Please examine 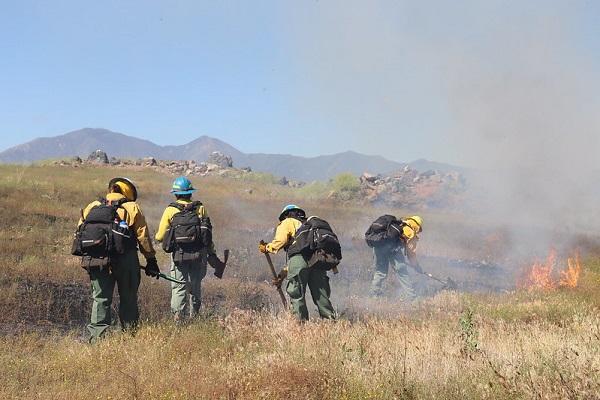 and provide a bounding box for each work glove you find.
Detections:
[271,269,288,287]
[412,262,423,274]
[145,258,160,279]
[258,241,268,254]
